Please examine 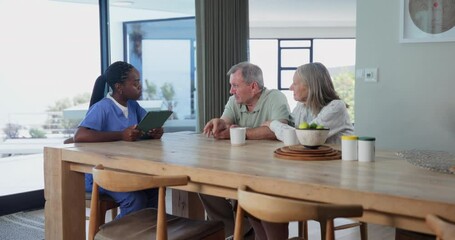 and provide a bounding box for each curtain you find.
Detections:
[196,0,249,132]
